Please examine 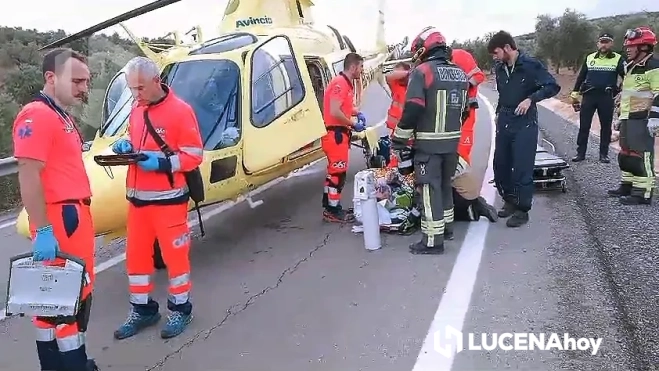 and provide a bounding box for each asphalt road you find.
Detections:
[0,83,656,371]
